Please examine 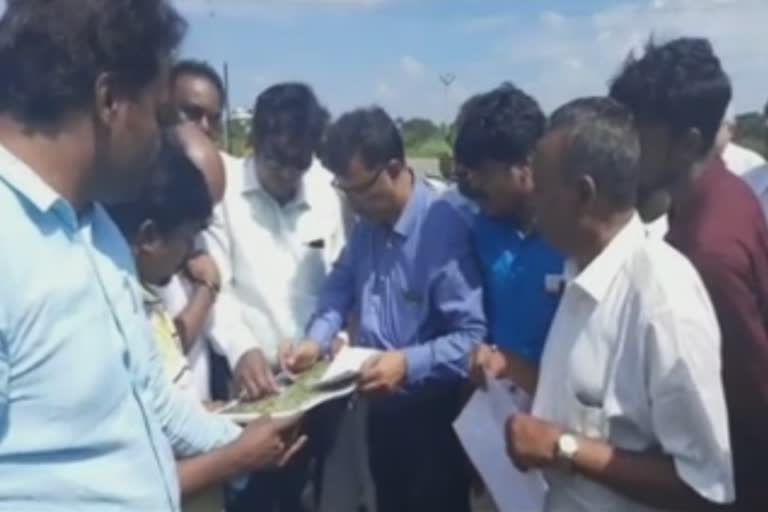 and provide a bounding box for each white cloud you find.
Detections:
[493,0,768,114]
[374,81,396,100]
[369,55,471,122]
[400,55,427,79]
[540,10,567,30]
